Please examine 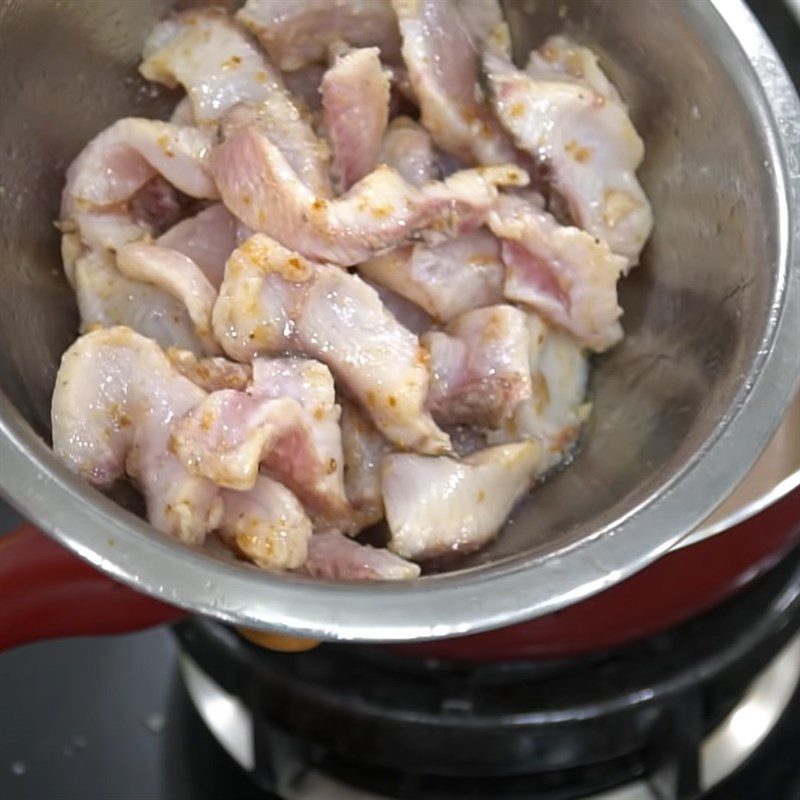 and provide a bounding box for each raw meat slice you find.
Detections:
[218,475,312,570]
[212,125,527,265]
[236,0,401,71]
[171,358,350,525]
[51,327,222,544]
[488,317,591,467]
[489,195,626,352]
[383,442,542,558]
[392,0,518,166]
[142,9,331,196]
[72,248,206,354]
[116,243,221,355]
[322,47,390,191]
[213,234,450,454]
[301,532,420,580]
[423,304,532,428]
[484,43,652,264]
[358,228,504,322]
